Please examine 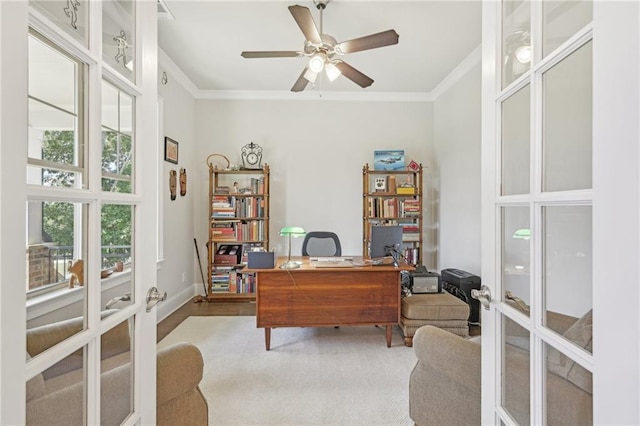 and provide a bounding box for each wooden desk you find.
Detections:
[245,257,412,350]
